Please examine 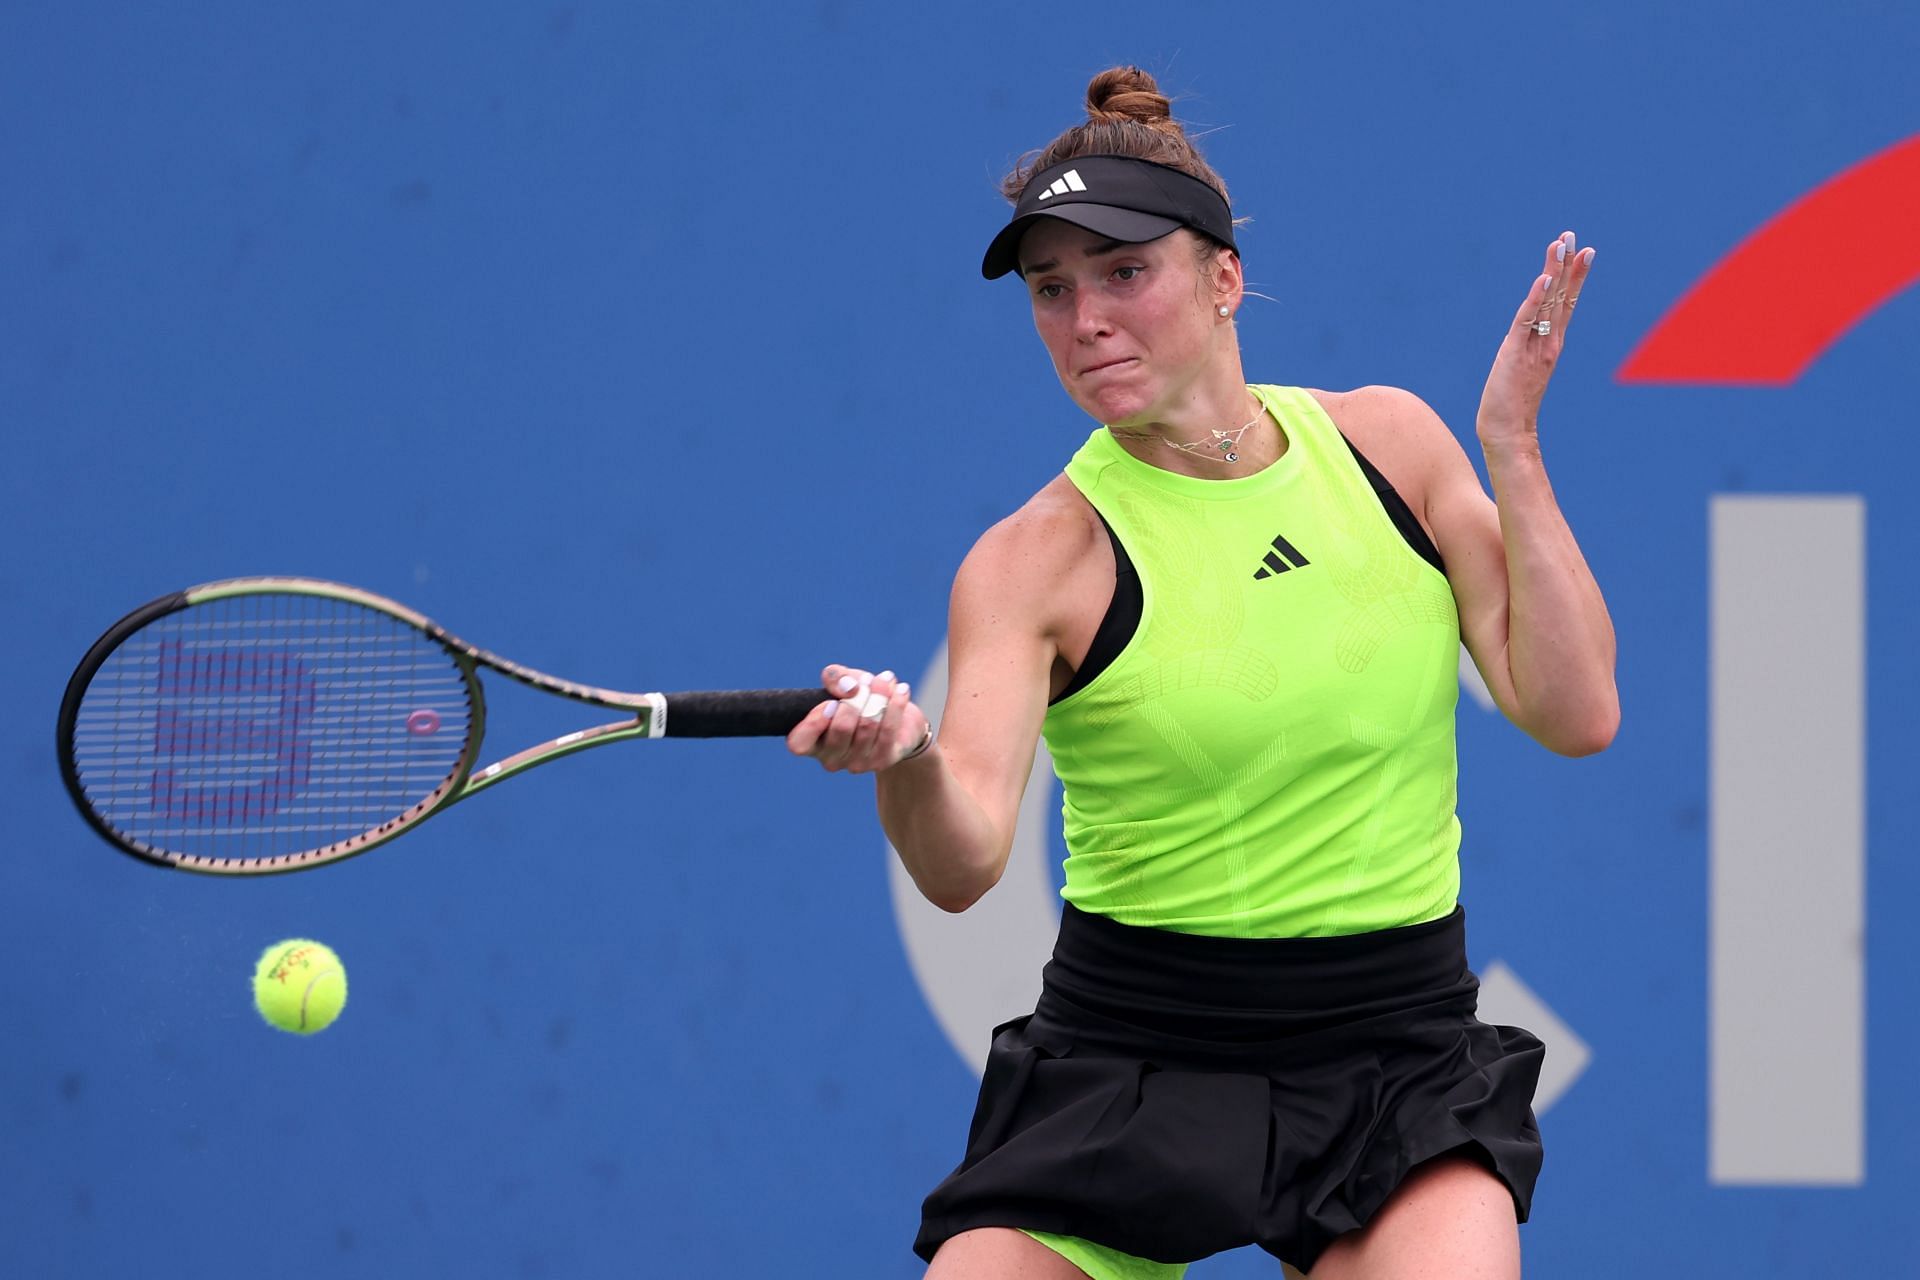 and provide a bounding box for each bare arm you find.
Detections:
[1429,407,1619,756]
[1334,232,1618,756]
[1450,230,1617,754]
[787,495,1094,910]
[874,525,1059,910]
